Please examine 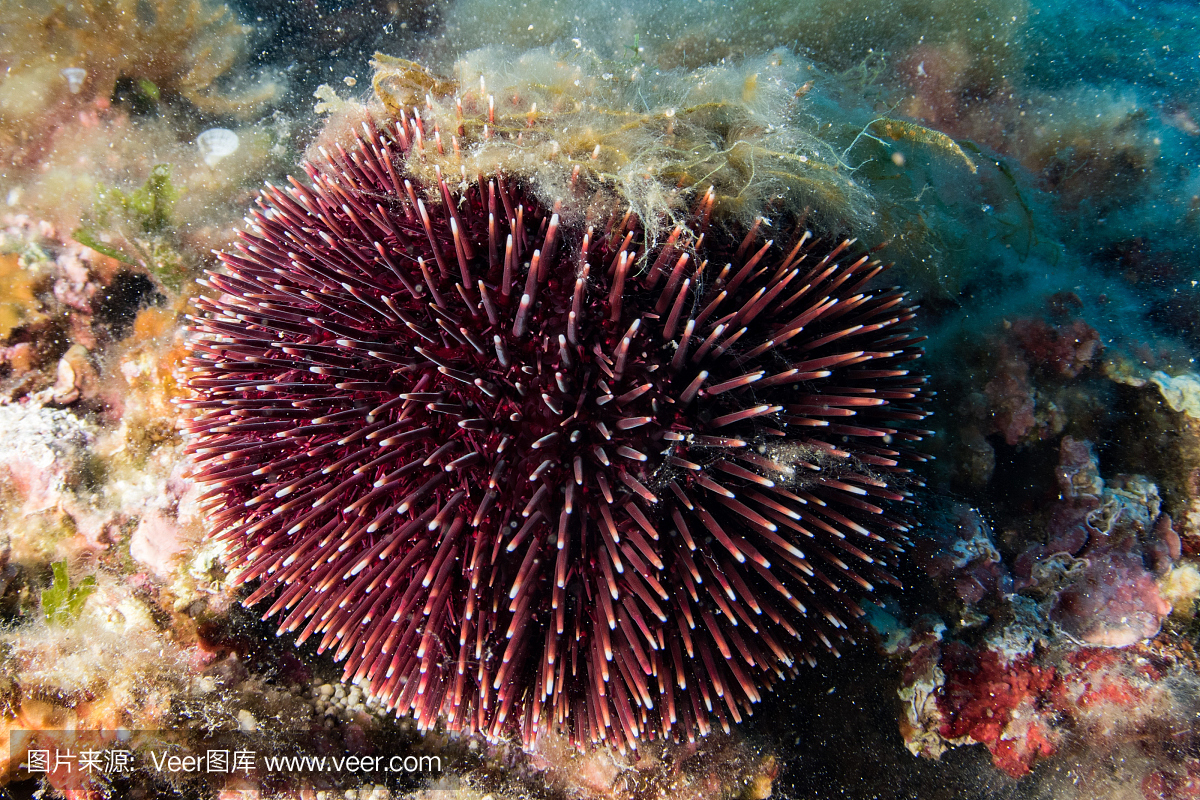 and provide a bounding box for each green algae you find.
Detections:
[40,561,96,626]
[359,44,1069,306]
[73,165,189,291]
[367,48,879,245]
